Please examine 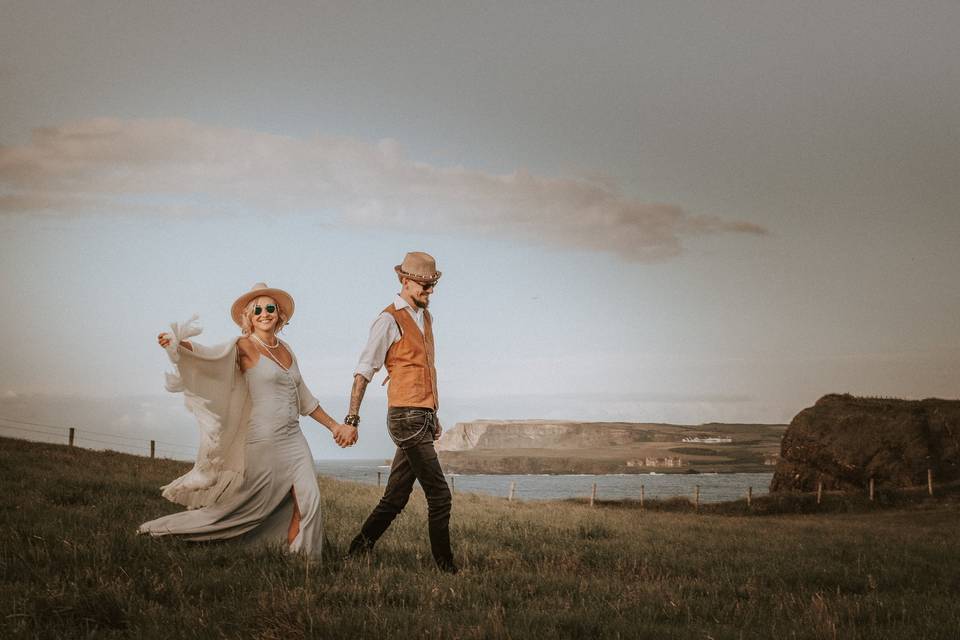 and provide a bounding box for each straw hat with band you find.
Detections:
[394,251,442,285]
[231,283,295,328]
